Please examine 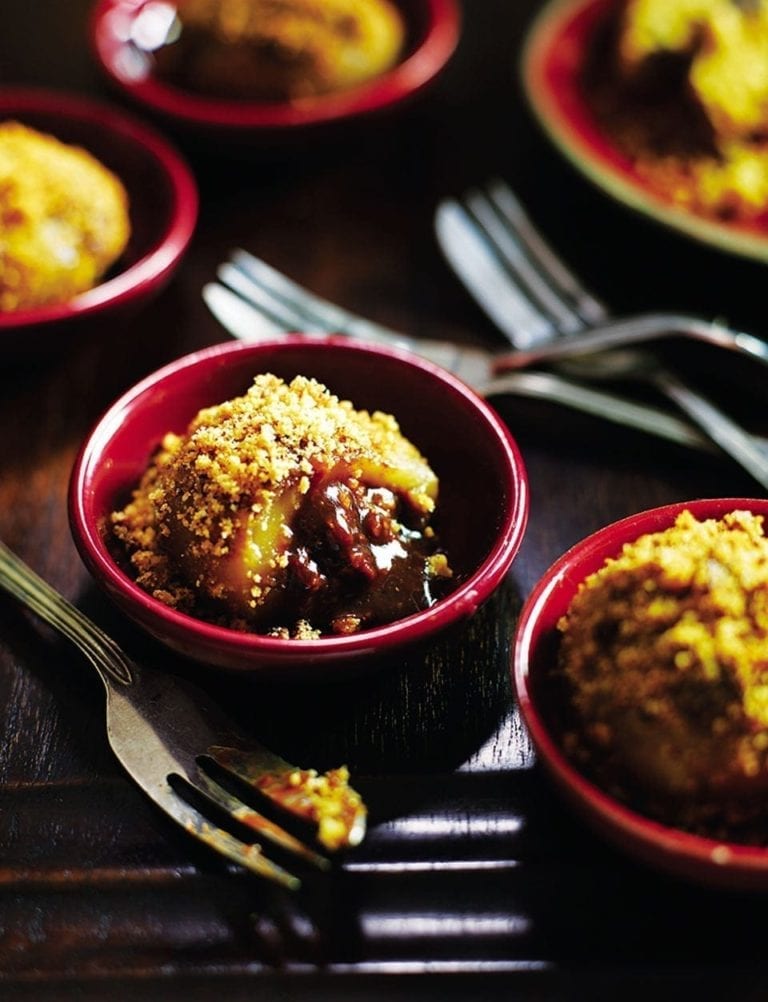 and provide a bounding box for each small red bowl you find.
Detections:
[89,0,461,134]
[513,496,768,889]
[0,87,198,357]
[70,336,528,675]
